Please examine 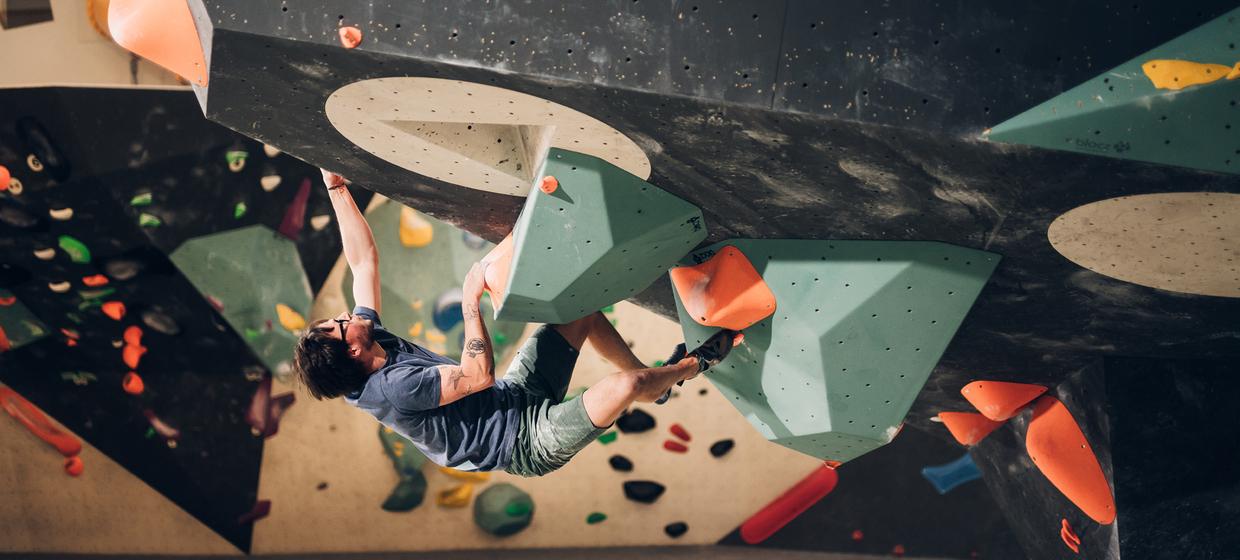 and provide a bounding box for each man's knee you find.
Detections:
[550,313,602,350]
